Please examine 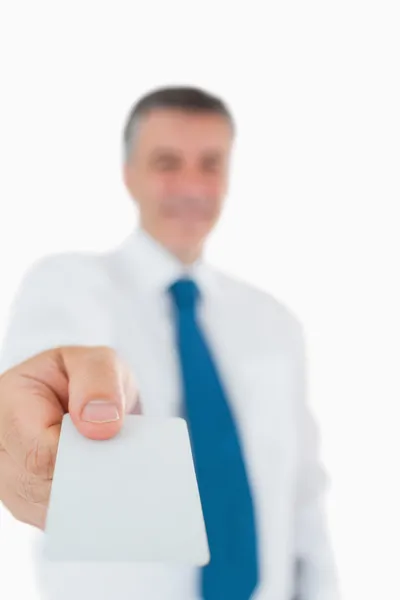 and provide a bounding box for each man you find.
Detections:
[0,86,340,599]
